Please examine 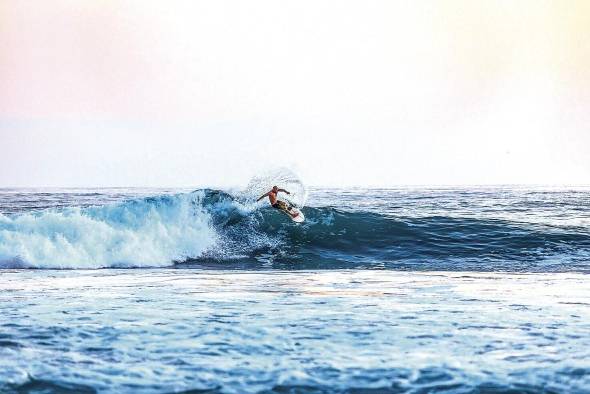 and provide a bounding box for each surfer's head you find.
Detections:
[272,186,278,192]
